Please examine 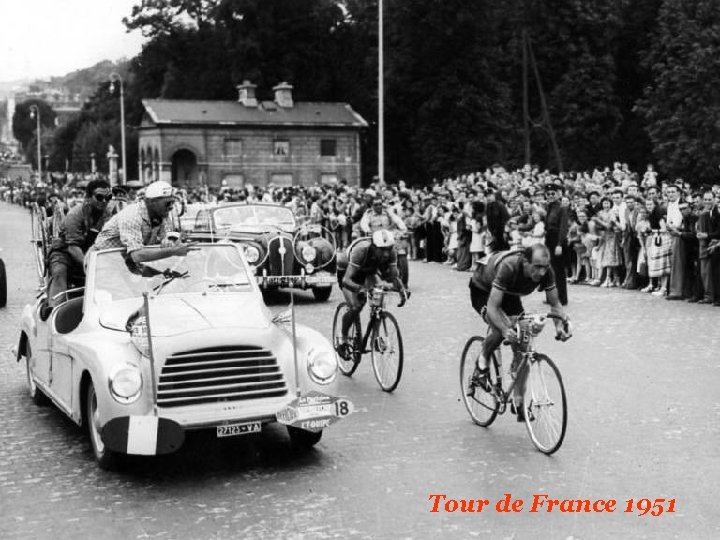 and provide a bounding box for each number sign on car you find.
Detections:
[216,421,262,438]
